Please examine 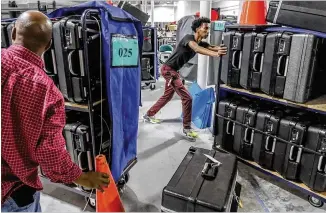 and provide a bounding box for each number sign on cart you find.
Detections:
[111,34,139,67]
